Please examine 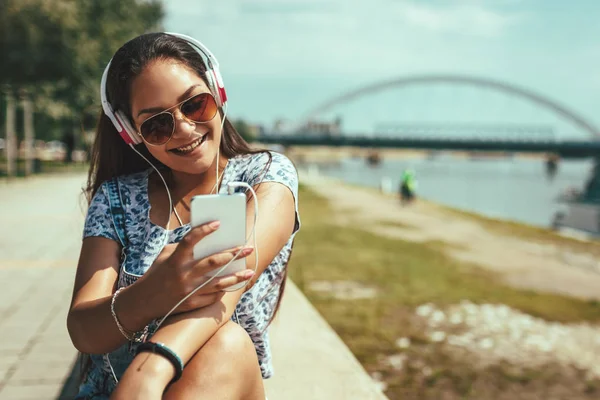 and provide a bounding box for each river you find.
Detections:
[314,155,594,229]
